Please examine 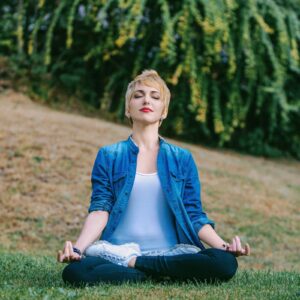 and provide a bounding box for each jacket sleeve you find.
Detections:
[183,151,215,234]
[88,147,114,213]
